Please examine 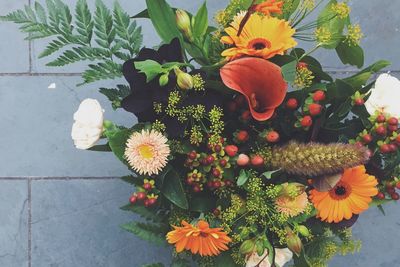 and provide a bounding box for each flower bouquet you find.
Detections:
[3,0,400,266]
